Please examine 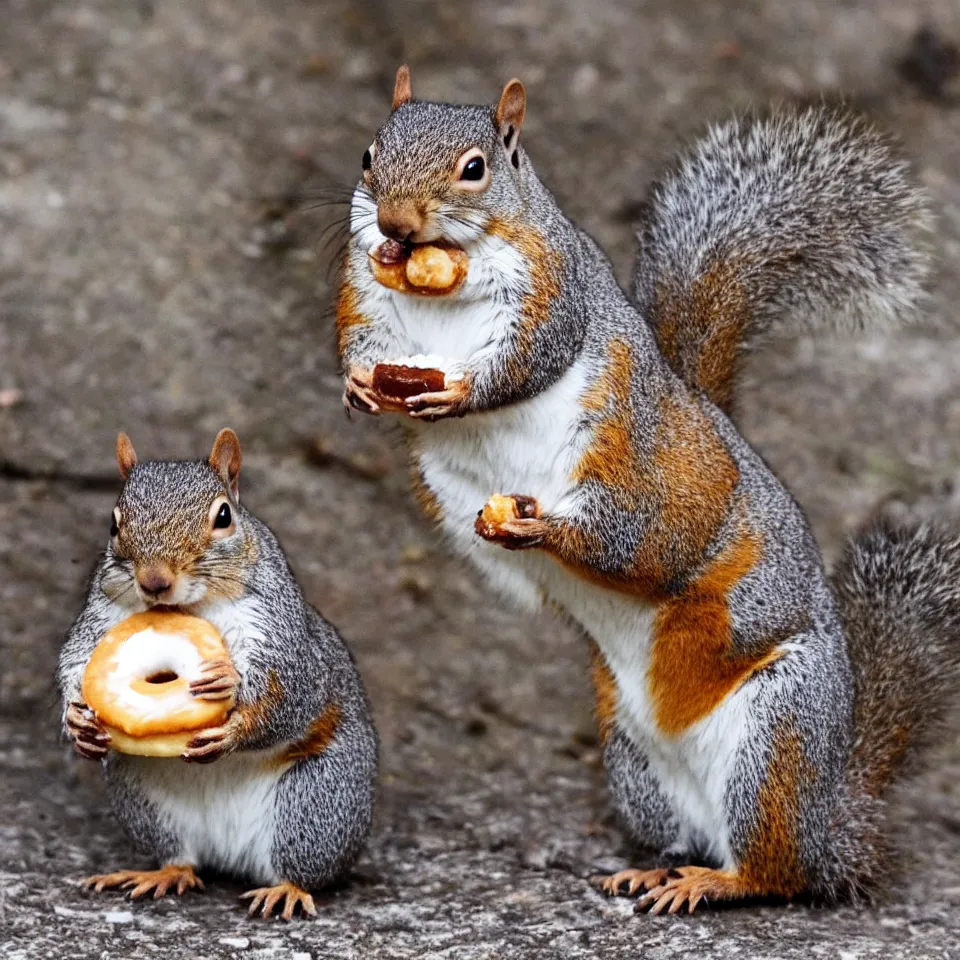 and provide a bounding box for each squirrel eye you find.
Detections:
[362,142,375,173]
[110,510,119,538]
[213,502,232,530]
[460,156,485,181]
